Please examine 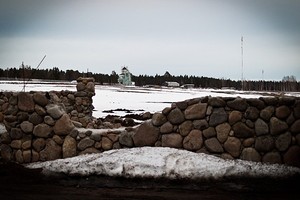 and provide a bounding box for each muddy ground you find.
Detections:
[0,160,299,200]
